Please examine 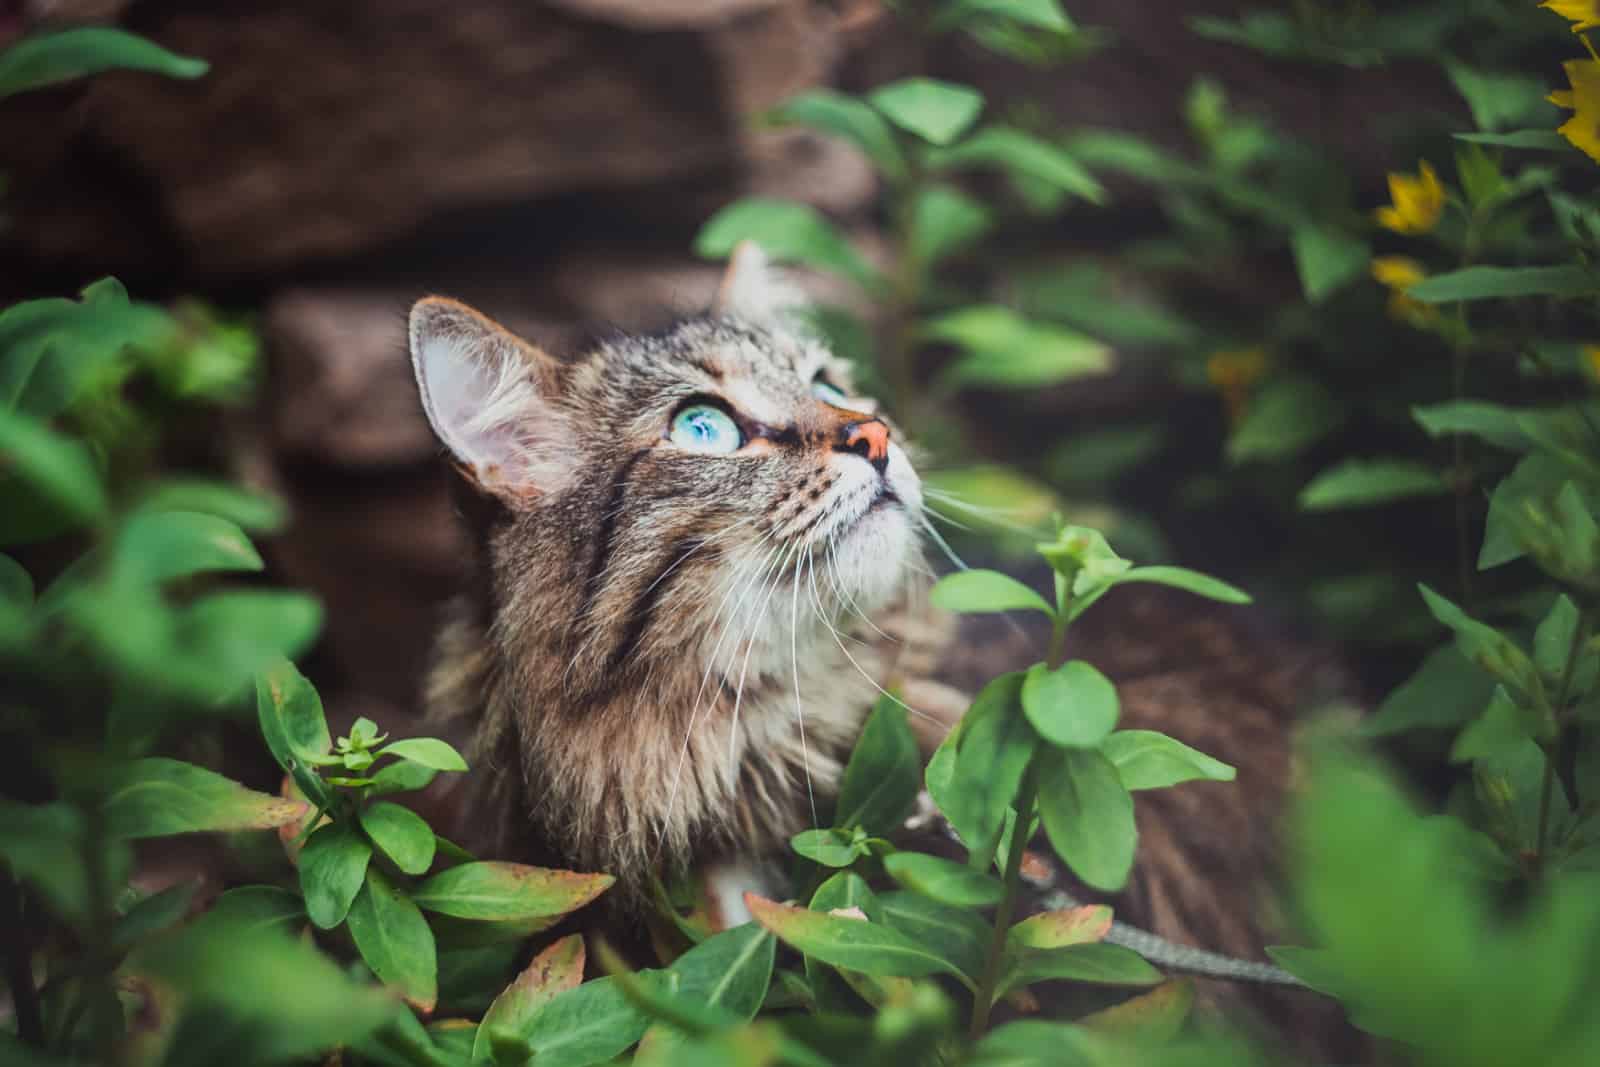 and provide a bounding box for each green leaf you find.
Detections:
[878,891,989,984]
[1022,660,1118,747]
[883,851,1003,907]
[1362,645,1495,737]
[930,569,1052,616]
[413,861,614,921]
[1290,225,1370,303]
[929,126,1104,203]
[638,923,776,1056]
[1225,378,1343,464]
[1107,566,1250,604]
[204,886,307,933]
[765,90,905,180]
[0,278,175,417]
[112,508,262,584]
[746,894,965,981]
[834,696,921,836]
[135,914,395,1066]
[255,658,334,805]
[996,942,1162,999]
[370,759,440,795]
[1037,748,1136,892]
[298,823,373,929]
[0,410,107,527]
[348,868,439,1012]
[935,0,1073,32]
[100,757,308,839]
[1418,584,1544,705]
[1100,730,1235,790]
[1413,401,1533,452]
[946,672,1036,857]
[791,828,866,867]
[924,306,1112,389]
[110,882,195,950]
[906,184,993,269]
[1007,905,1112,949]
[472,934,585,1063]
[811,870,884,922]
[360,801,438,875]
[177,591,323,694]
[1446,64,1554,133]
[695,199,881,289]
[1450,686,1542,763]
[518,976,652,1067]
[141,479,287,532]
[0,553,32,606]
[1454,129,1571,150]
[0,801,130,926]
[1481,453,1563,569]
[380,737,469,772]
[1298,459,1448,511]
[0,28,207,99]
[1408,265,1596,303]
[868,78,983,146]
